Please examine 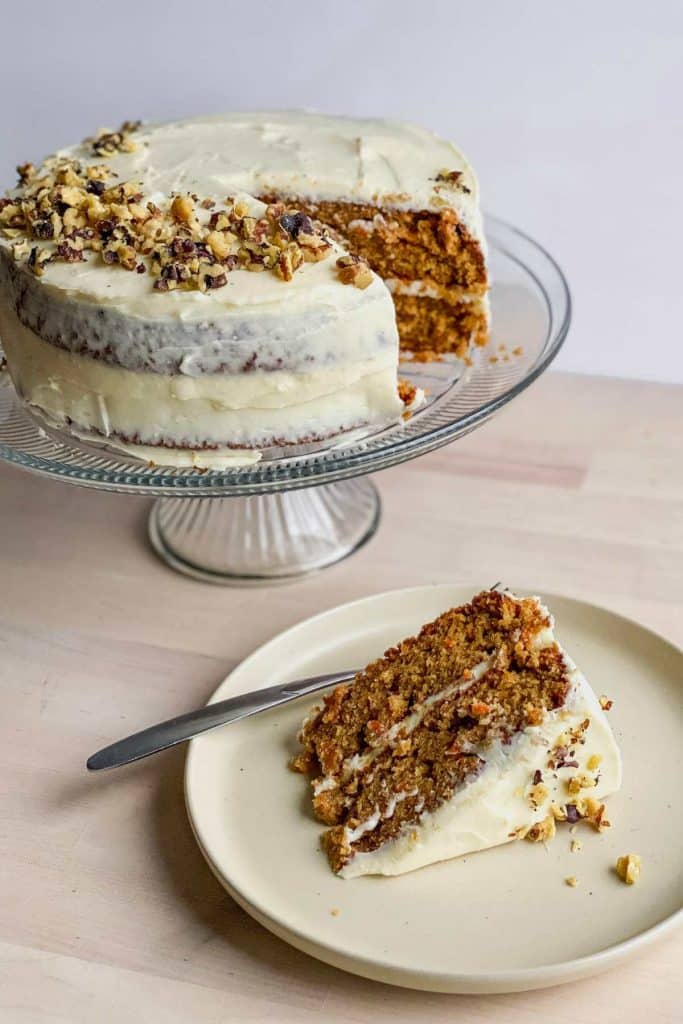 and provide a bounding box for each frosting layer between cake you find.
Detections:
[0,306,401,451]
